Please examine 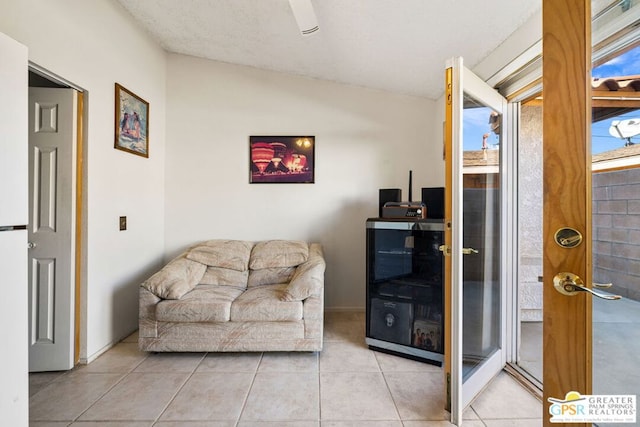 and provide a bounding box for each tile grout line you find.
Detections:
[152,351,208,425]
[28,372,67,400]
[233,351,264,427]
[378,357,404,423]
[469,405,488,426]
[69,347,151,423]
